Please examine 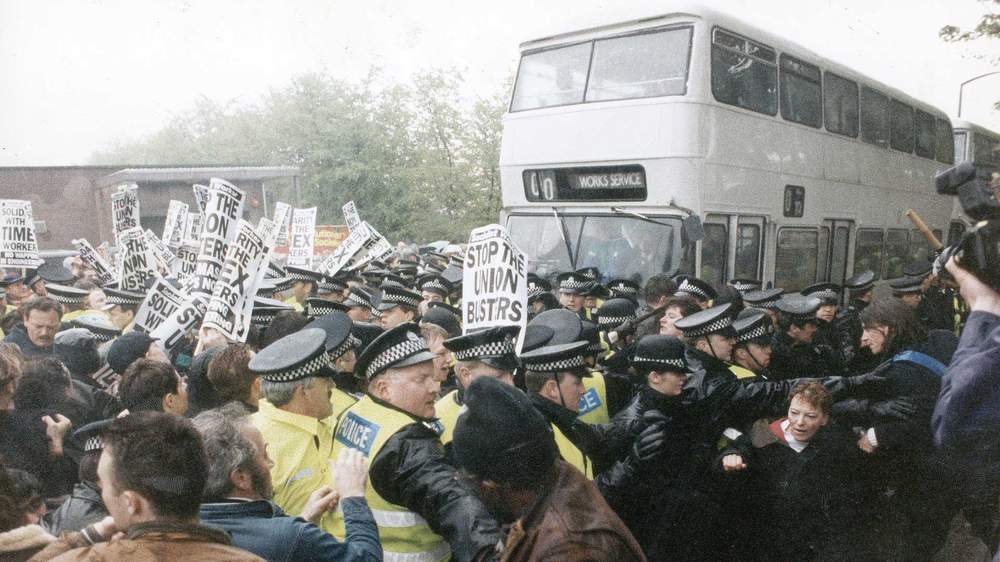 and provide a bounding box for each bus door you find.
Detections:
[700,213,767,290]
[819,219,853,286]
